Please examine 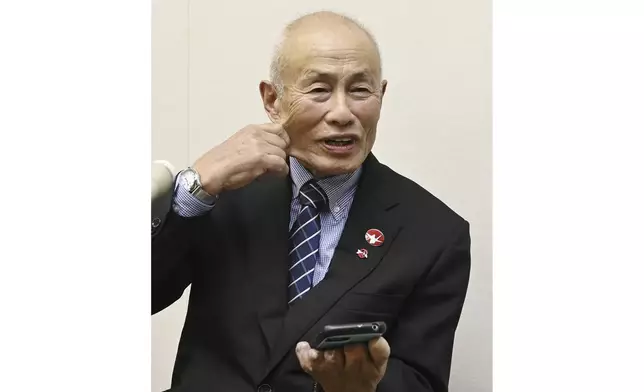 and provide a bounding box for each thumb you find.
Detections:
[279,108,295,132]
[295,341,320,373]
[279,109,307,162]
[278,111,297,156]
